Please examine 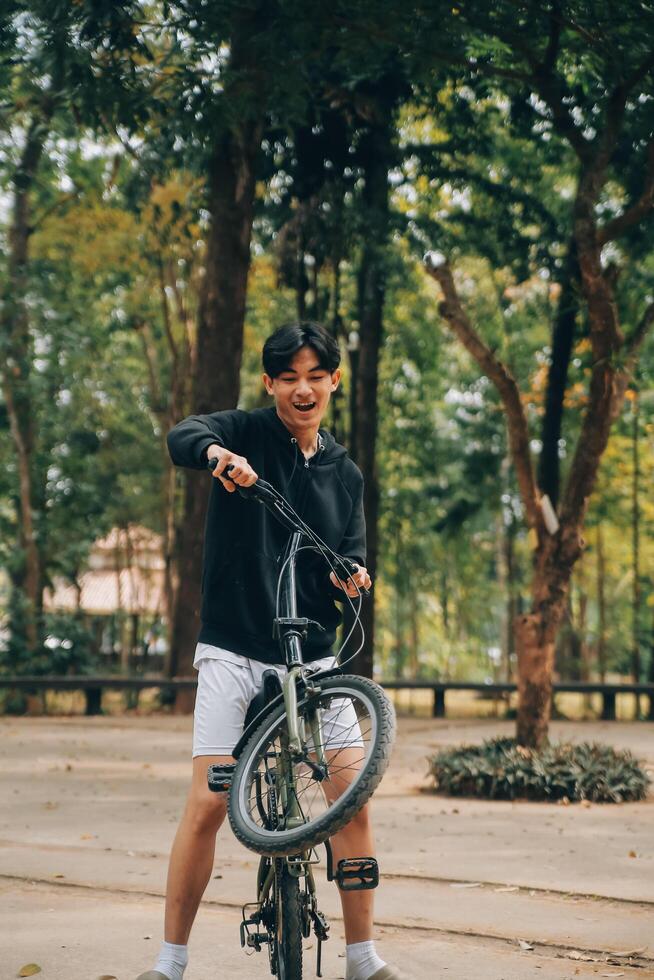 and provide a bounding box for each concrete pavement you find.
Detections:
[1,714,652,979]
